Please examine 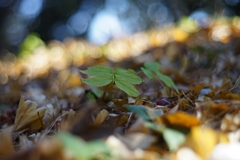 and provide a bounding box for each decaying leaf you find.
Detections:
[13,96,46,132]
[0,126,14,156]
